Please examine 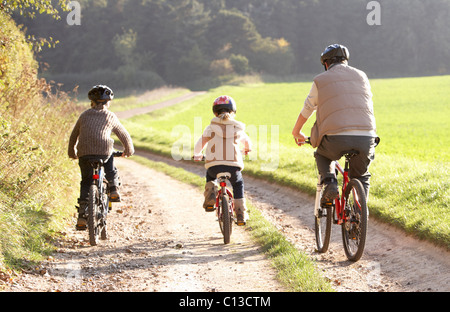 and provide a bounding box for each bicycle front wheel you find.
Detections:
[341,179,368,261]
[219,196,232,244]
[100,181,109,240]
[88,184,100,246]
[315,206,332,253]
